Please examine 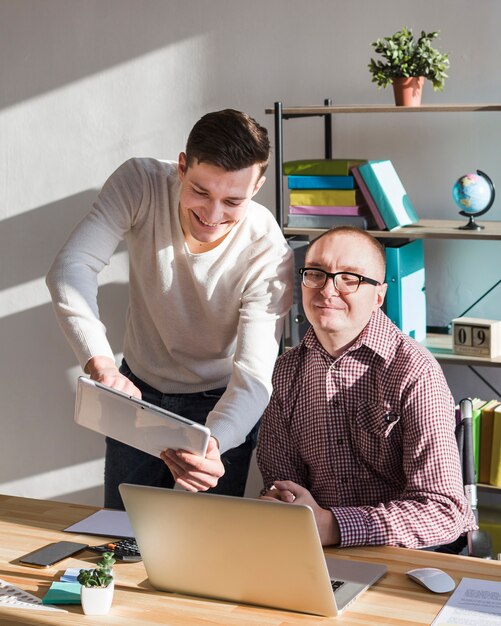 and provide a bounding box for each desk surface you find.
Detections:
[1,494,501,625]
